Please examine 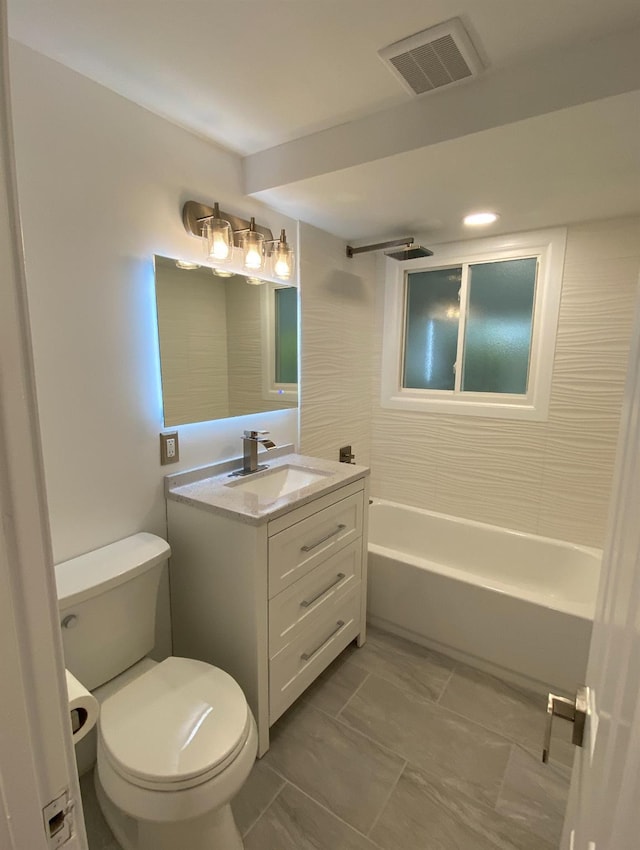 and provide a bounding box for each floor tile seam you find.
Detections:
[333,669,372,717]
[493,743,514,815]
[416,691,531,752]
[240,778,288,839]
[348,665,452,708]
[365,758,408,839]
[349,665,523,749]
[335,672,544,781]
[514,738,570,771]
[435,664,457,705]
[515,736,575,777]
[400,754,503,811]
[330,706,419,766]
[354,632,459,678]
[267,772,386,848]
